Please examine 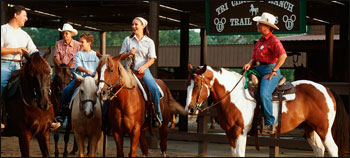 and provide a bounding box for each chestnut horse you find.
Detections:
[185,64,348,157]
[71,74,103,157]
[97,54,186,157]
[3,52,54,157]
[50,59,78,157]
